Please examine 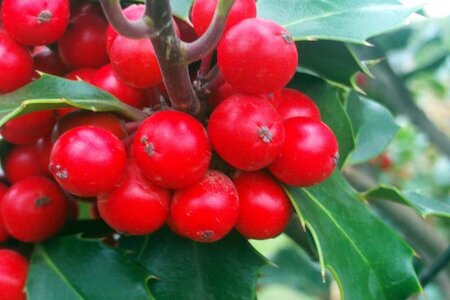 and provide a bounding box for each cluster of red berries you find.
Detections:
[0,0,340,295]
